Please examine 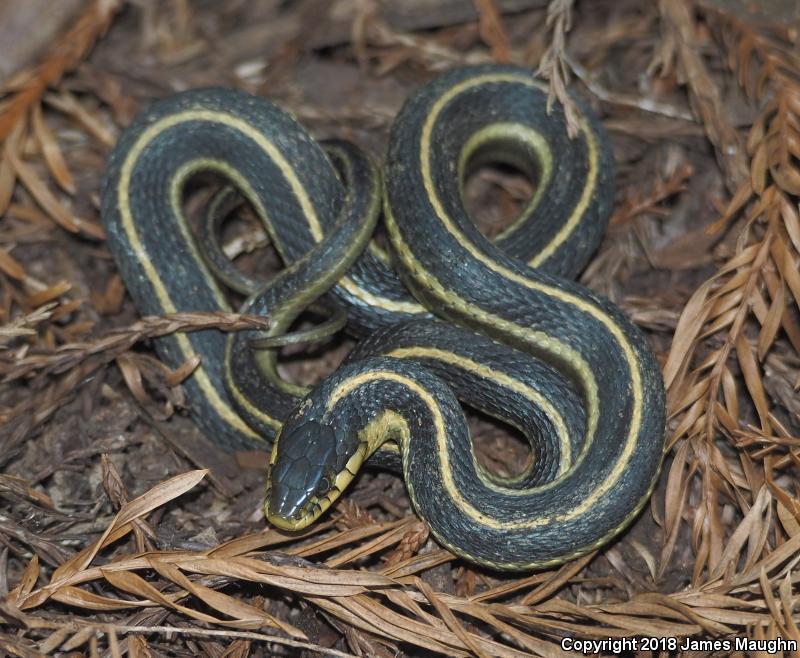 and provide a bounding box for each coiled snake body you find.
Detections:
[102,65,666,570]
